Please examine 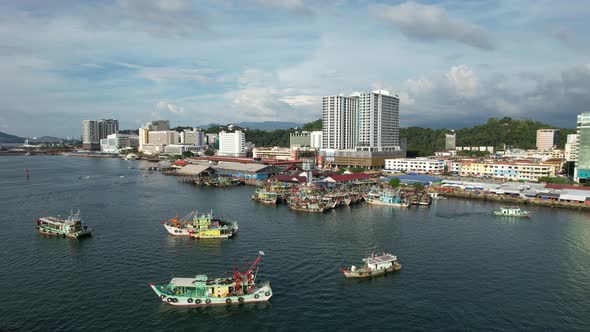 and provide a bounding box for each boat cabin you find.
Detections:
[362,253,397,271]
